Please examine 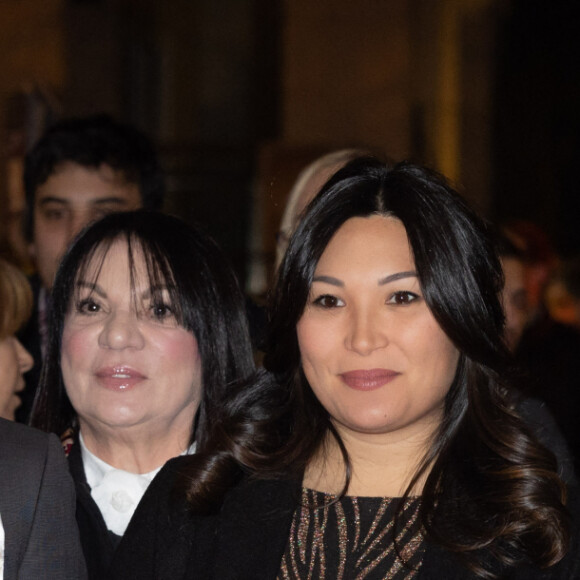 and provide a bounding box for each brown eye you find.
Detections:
[43,208,66,221]
[388,291,419,305]
[77,299,100,314]
[150,302,175,321]
[313,294,344,309]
